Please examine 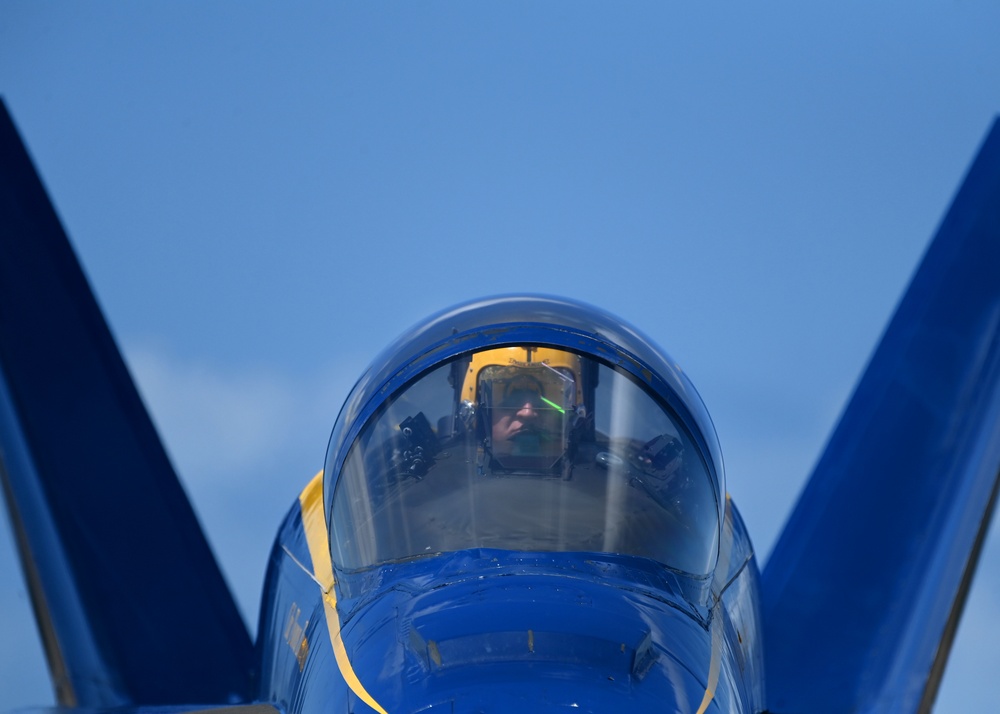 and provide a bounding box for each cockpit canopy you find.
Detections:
[324,297,724,578]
